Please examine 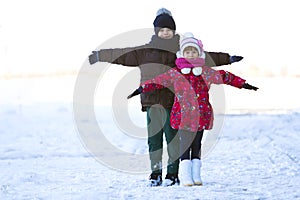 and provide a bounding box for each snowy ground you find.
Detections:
[1,76,300,199]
